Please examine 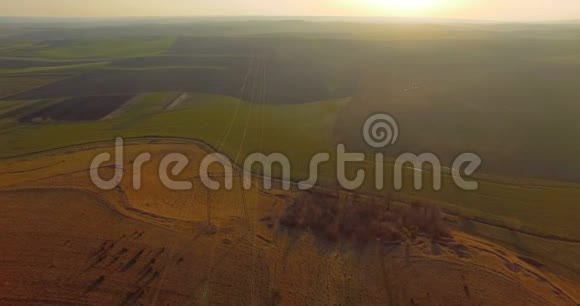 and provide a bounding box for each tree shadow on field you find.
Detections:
[275,226,306,262]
